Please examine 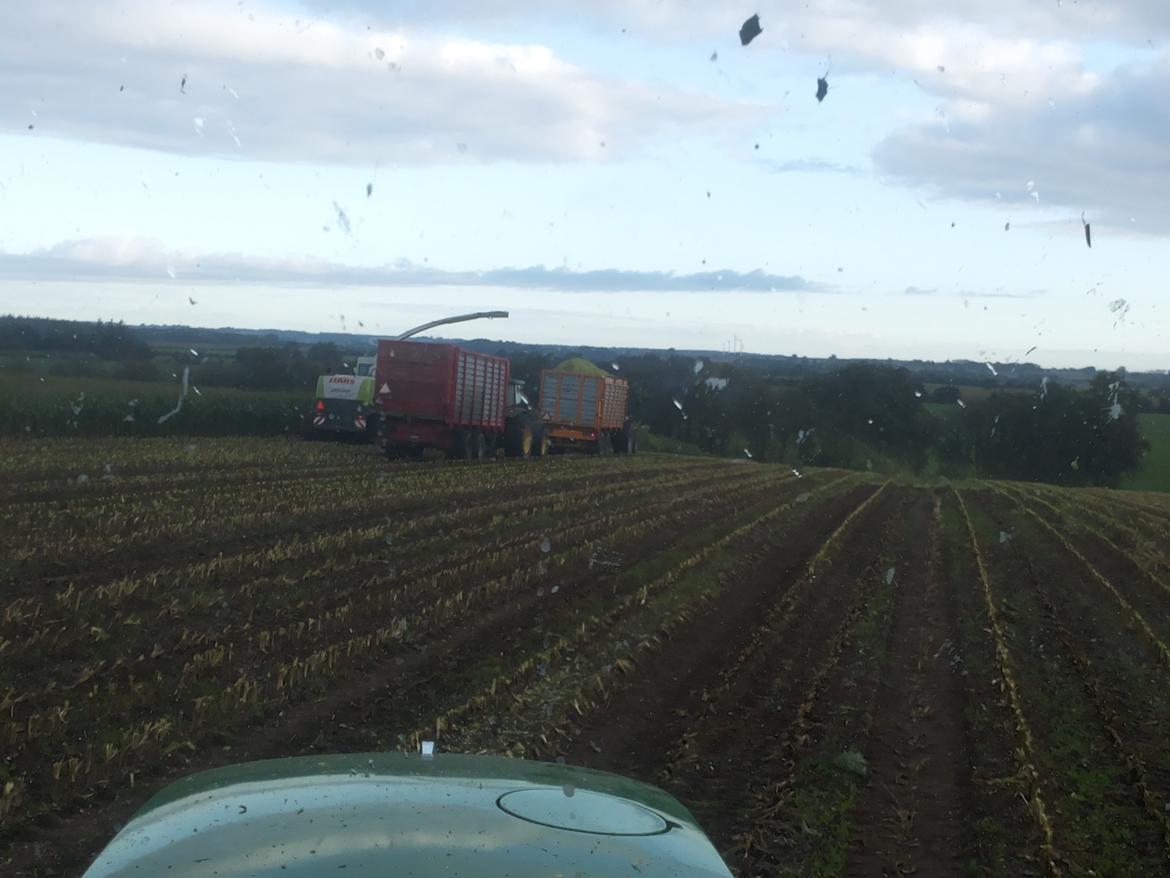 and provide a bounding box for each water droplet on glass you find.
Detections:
[956,399,966,408]
[743,448,753,459]
[189,348,199,357]
[672,398,684,411]
[693,360,704,375]
[985,362,998,376]
[611,363,620,371]
[551,585,559,594]
[791,468,802,478]
[562,784,575,798]
[999,531,1011,544]
[384,533,393,546]
[193,117,205,135]
[884,567,895,585]
[166,266,176,279]
[540,536,551,553]
[76,473,88,484]
[914,390,923,398]
[867,418,874,425]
